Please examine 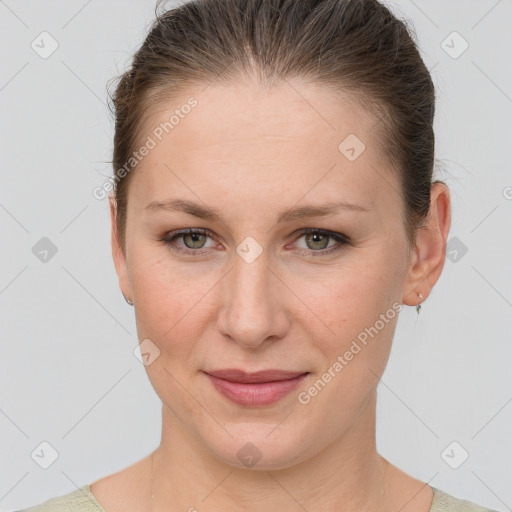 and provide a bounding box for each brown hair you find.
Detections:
[108,0,443,252]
